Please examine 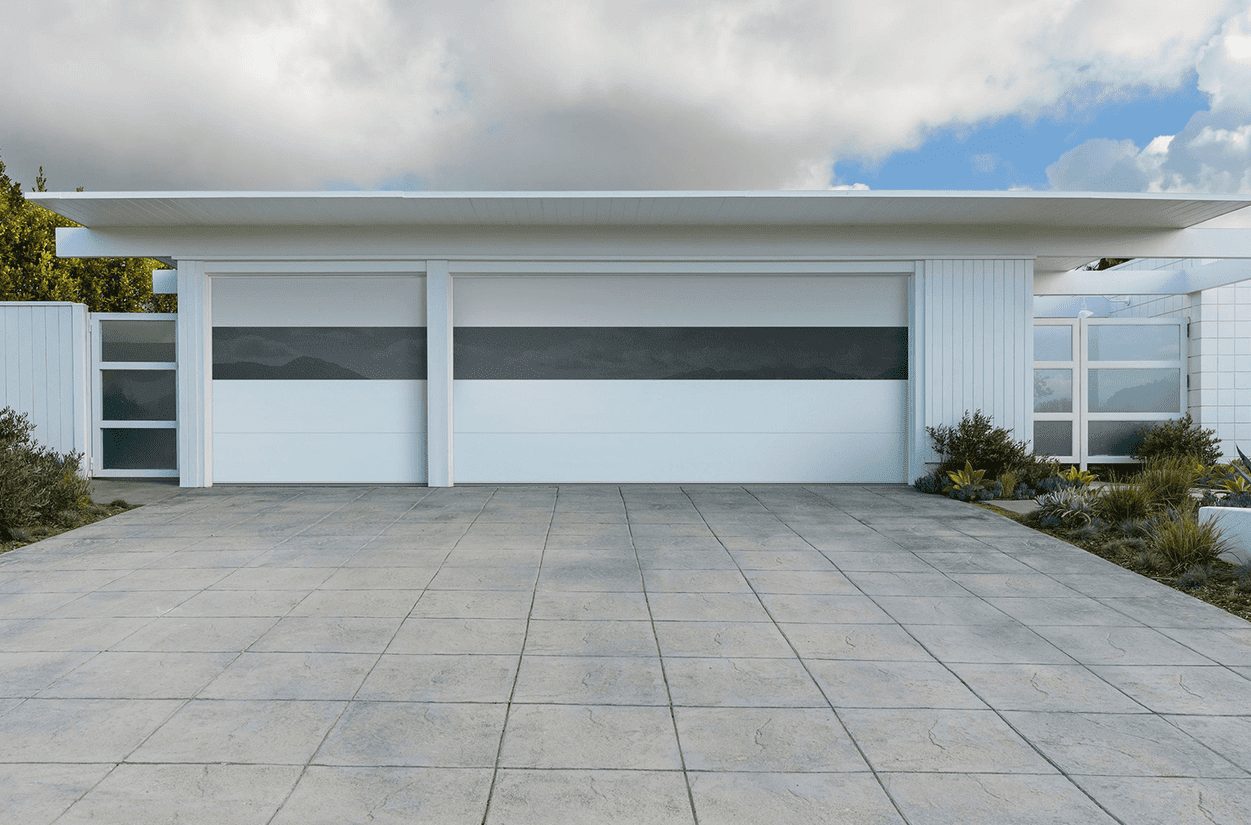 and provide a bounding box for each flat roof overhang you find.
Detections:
[27,190,1251,278]
[27,189,1251,229]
